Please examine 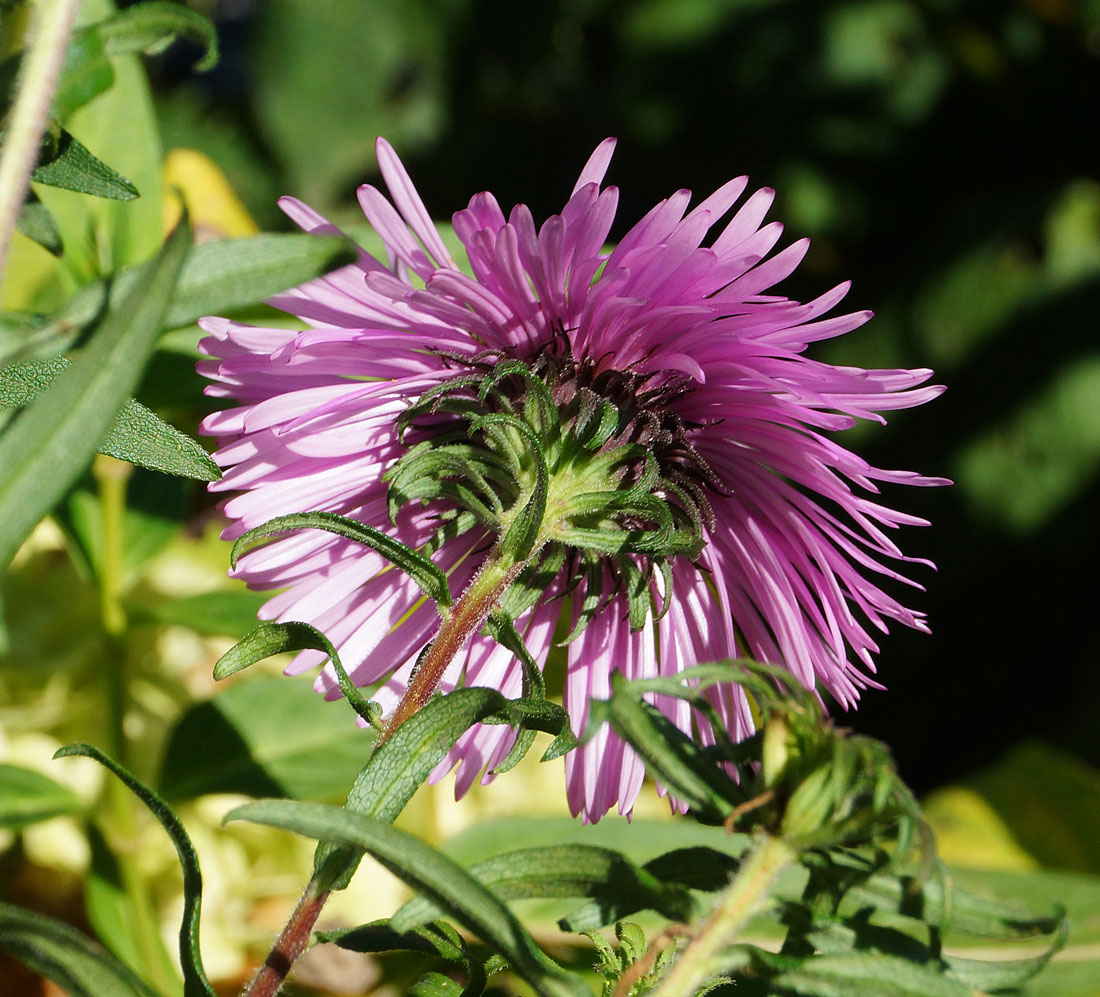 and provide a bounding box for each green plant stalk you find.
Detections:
[243,544,531,997]
[0,0,82,282]
[649,833,796,996]
[95,455,182,997]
